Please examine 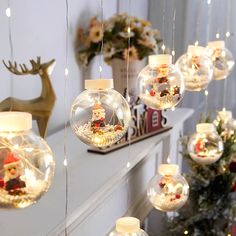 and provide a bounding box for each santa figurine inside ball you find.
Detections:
[70,79,131,148]
[138,54,185,110]
[188,123,224,165]
[176,45,213,91]
[0,112,55,208]
[147,164,189,212]
[207,40,235,80]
